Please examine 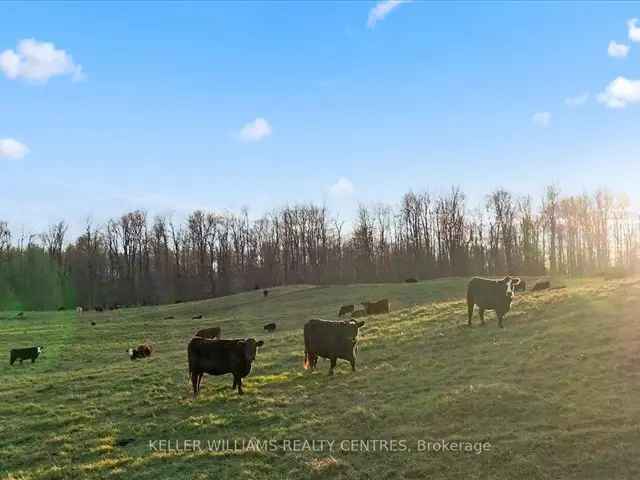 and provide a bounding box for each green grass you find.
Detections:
[2,276,640,479]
